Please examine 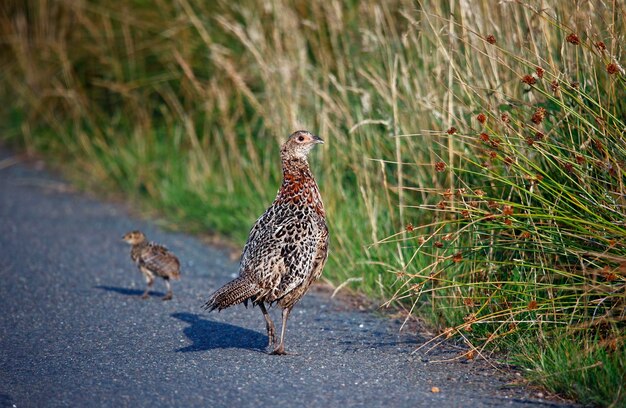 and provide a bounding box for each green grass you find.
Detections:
[515,330,626,407]
[1,0,624,405]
